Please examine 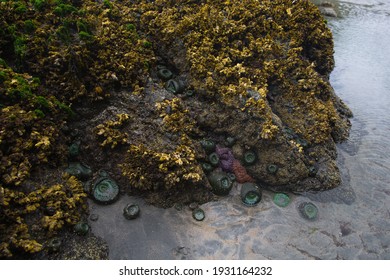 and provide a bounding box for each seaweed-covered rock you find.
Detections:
[0,0,352,258]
